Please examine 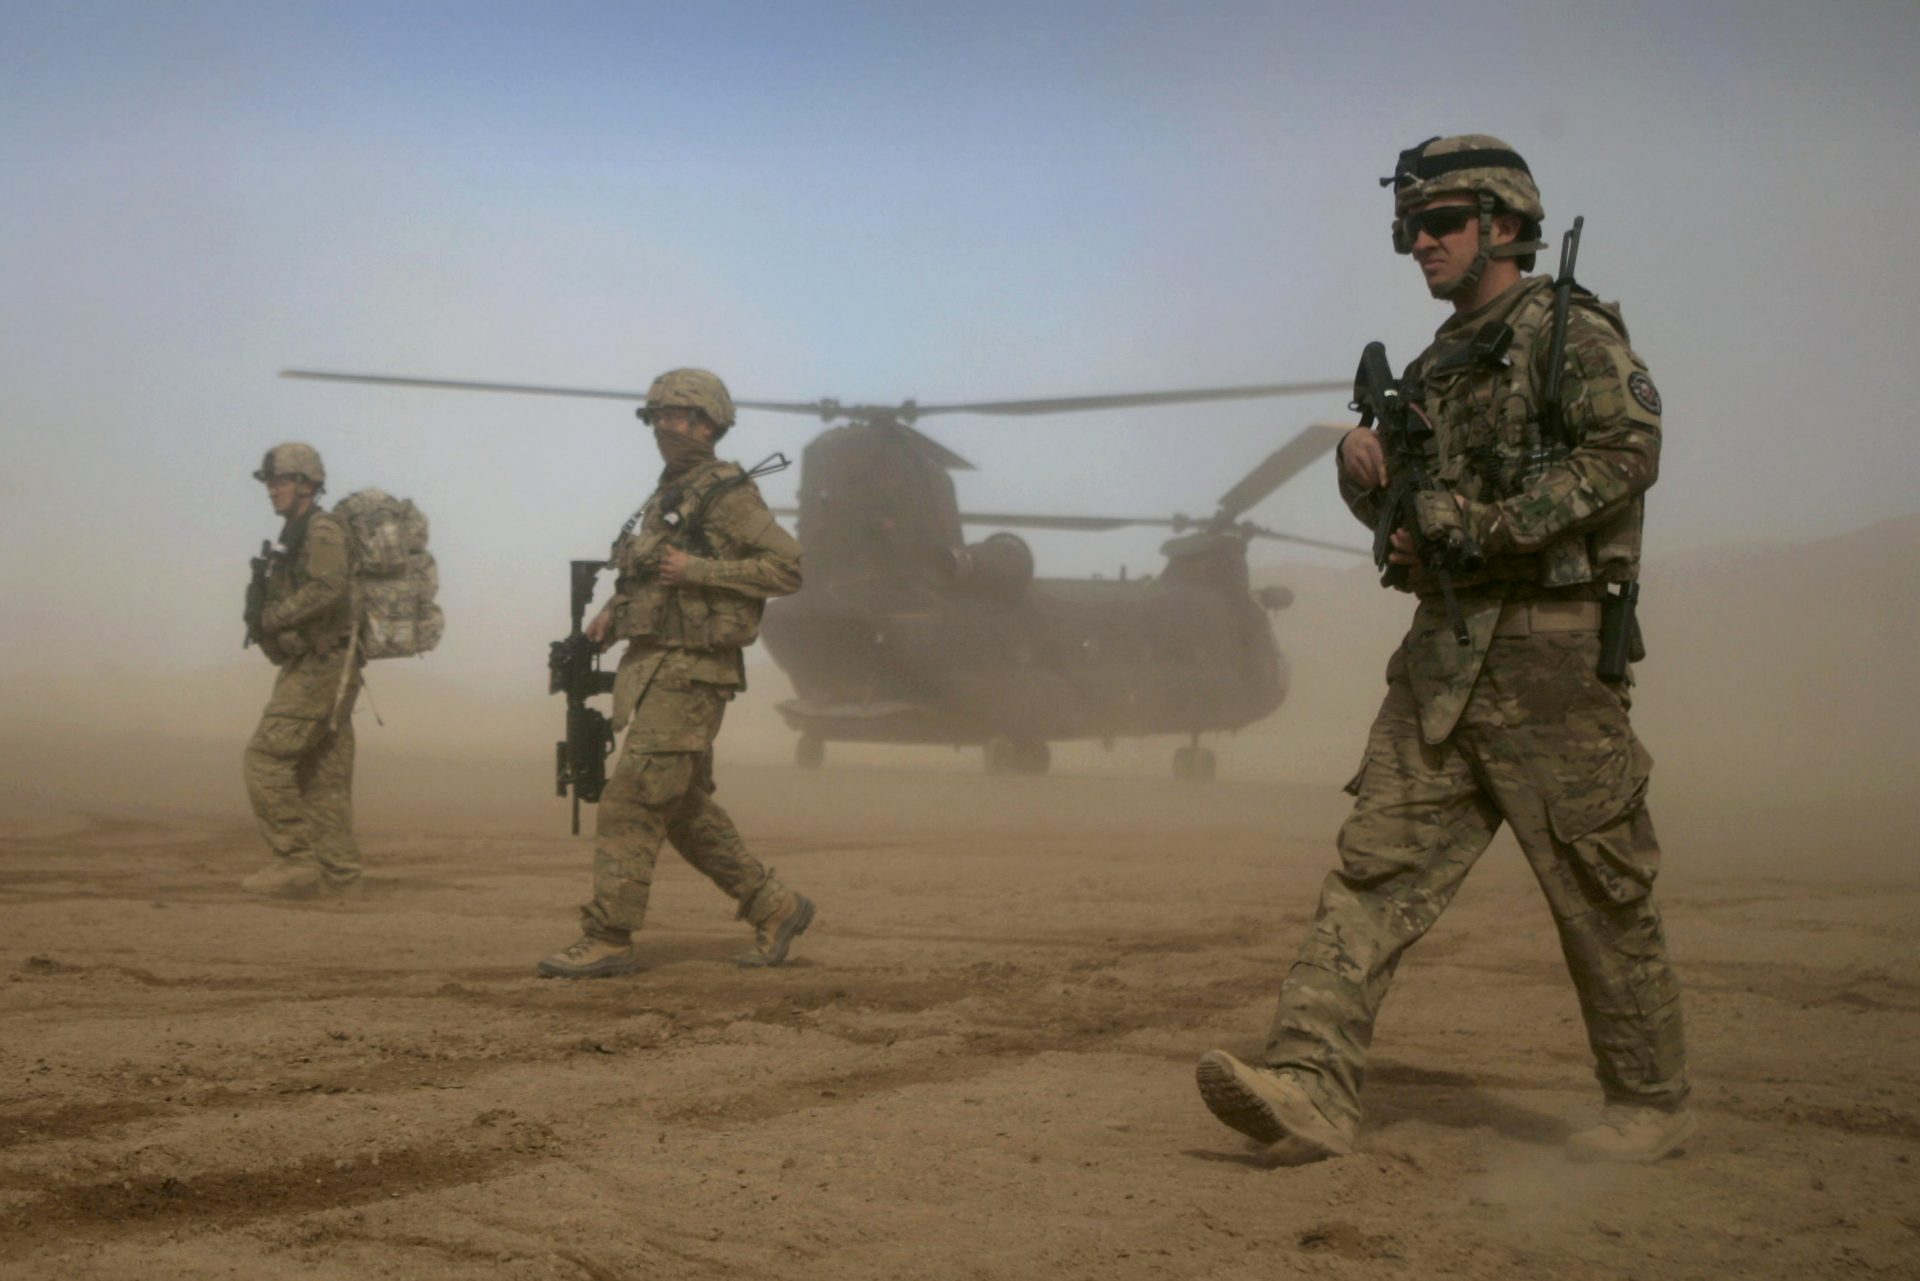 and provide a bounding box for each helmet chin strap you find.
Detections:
[1432,195,1495,301]
[1435,193,1548,301]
